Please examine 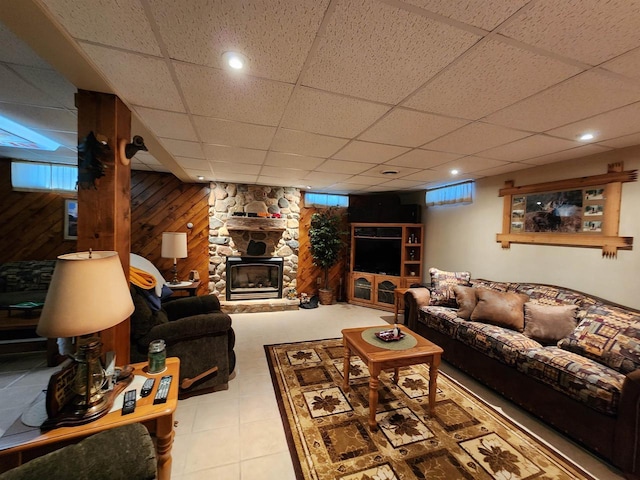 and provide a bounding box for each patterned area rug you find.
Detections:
[265,338,594,480]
